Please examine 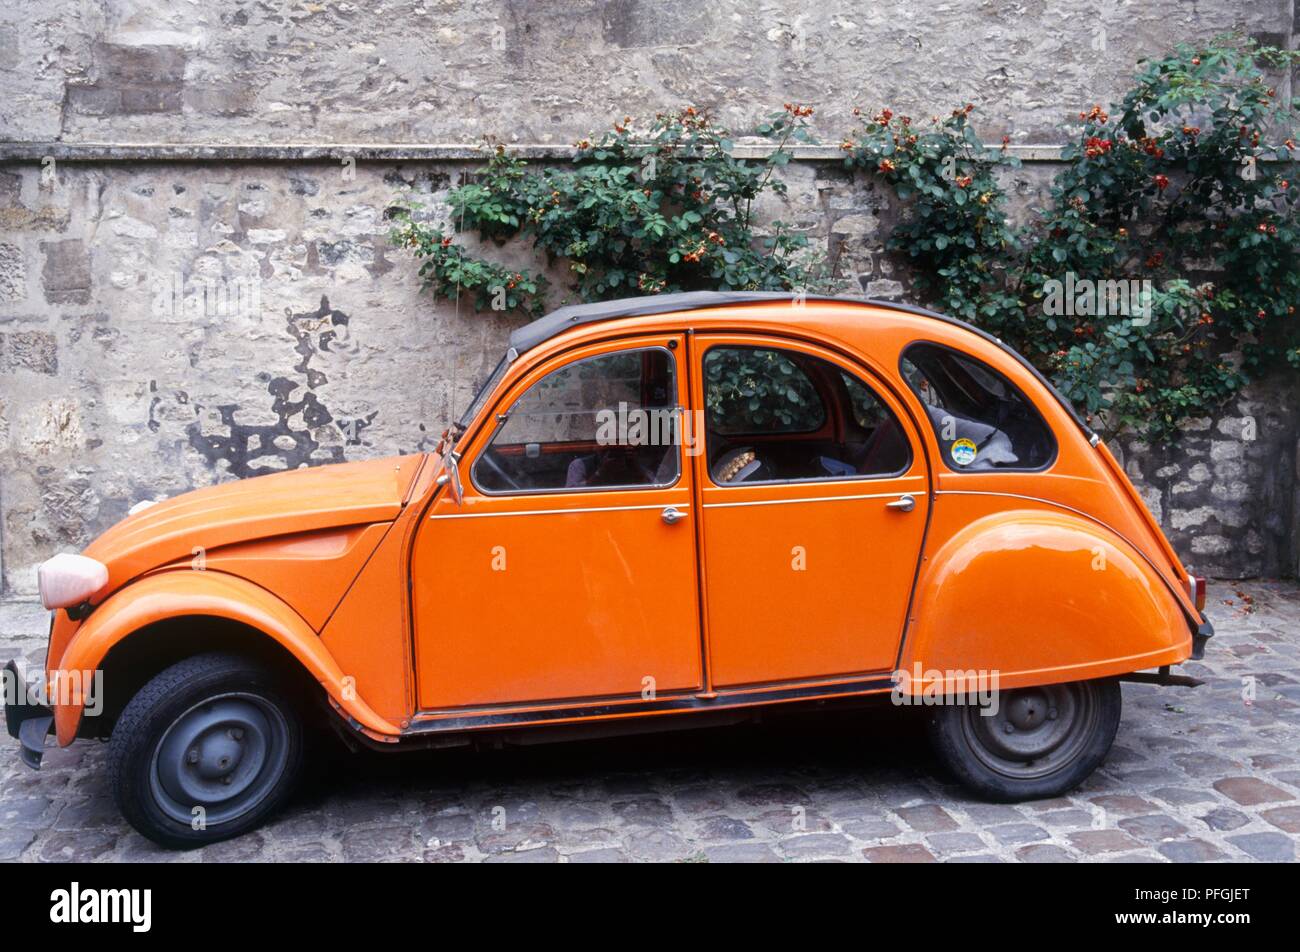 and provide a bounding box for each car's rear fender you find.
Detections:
[48,569,401,745]
[898,509,1193,696]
